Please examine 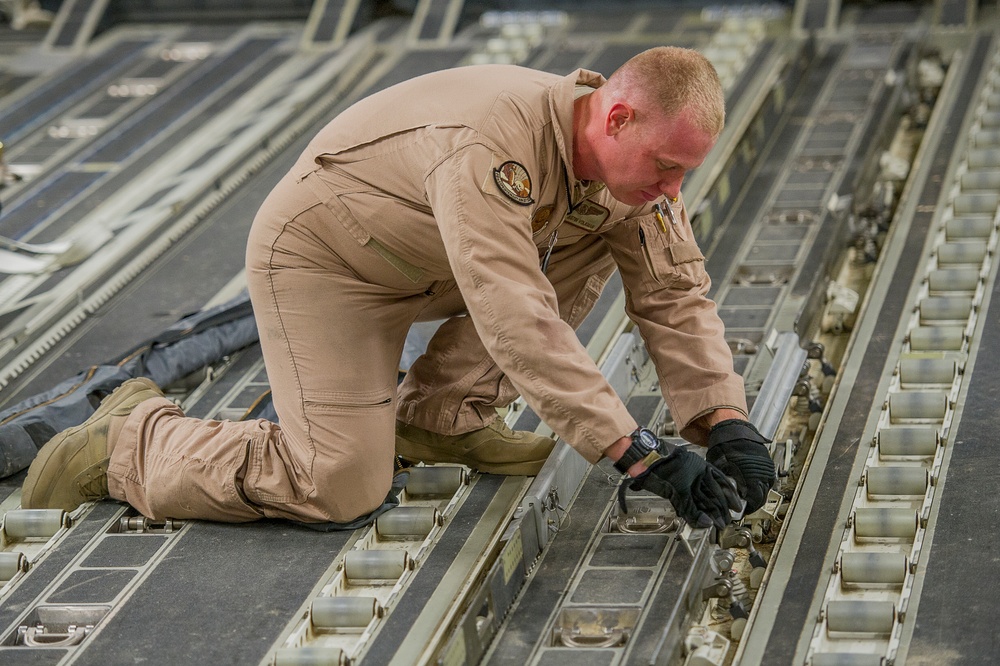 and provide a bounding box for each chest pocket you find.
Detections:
[636,212,707,289]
